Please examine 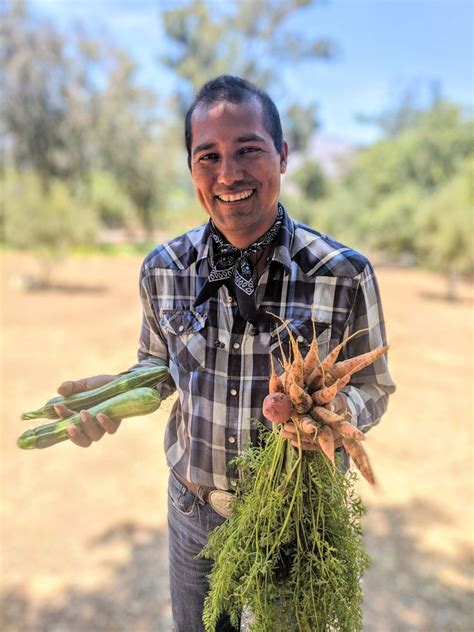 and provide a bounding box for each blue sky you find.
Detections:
[29,0,473,145]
